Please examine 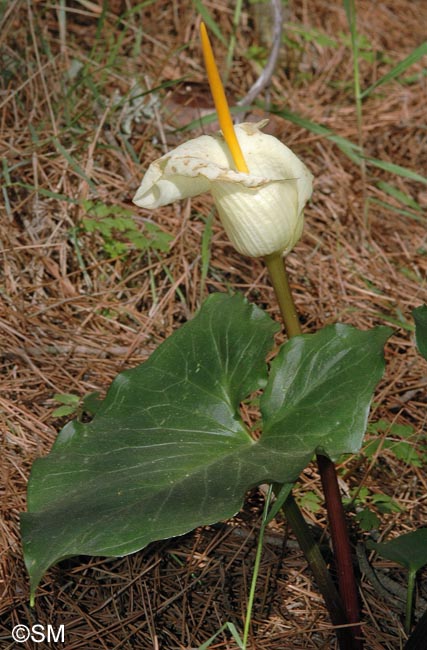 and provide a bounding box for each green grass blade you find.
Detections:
[2,157,11,184]
[11,182,79,203]
[2,187,11,216]
[224,0,244,82]
[200,209,214,301]
[91,1,109,62]
[198,622,244,650]
[365,157,427,185]
[269,107,362,160]
[193,0,226,44]
[376,181,423,211]
[174,105,248,133]
[161,263,187,307]
[343,0,368,222]
[261,106,427,187]
[243,485,274,649]
[361,41,427,98]
[266,483,293,524]
[369,198,426,224]
[373,311,414,331]
[343,0,363,124]
[52,138,97,191]
[69,227,93,289]
[401,68,427,85]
